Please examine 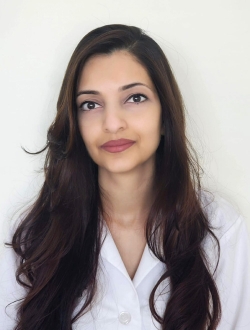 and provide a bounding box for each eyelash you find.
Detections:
[79,93,148,111]
[127,93,148,104]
